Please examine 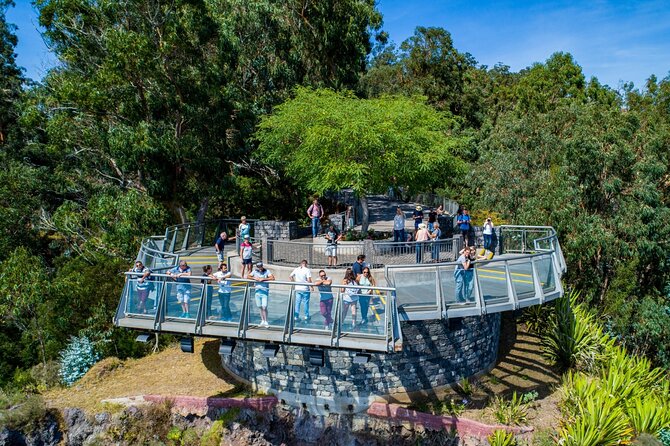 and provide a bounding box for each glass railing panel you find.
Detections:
[502,229,525,253]
[246,282,291,328]
[535,255,556,293]
[173,229,186,252]
[507,259,536,299]
[298,285,336,331]
[125,279,162,317]
[204,281,247,324]
[291,286,324,330]
[164,281,202,320]
[388,268,439,310]
[439,264,476,305]
[476,262,510,303]
[355,289,388,335]
[336,288,388,337]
